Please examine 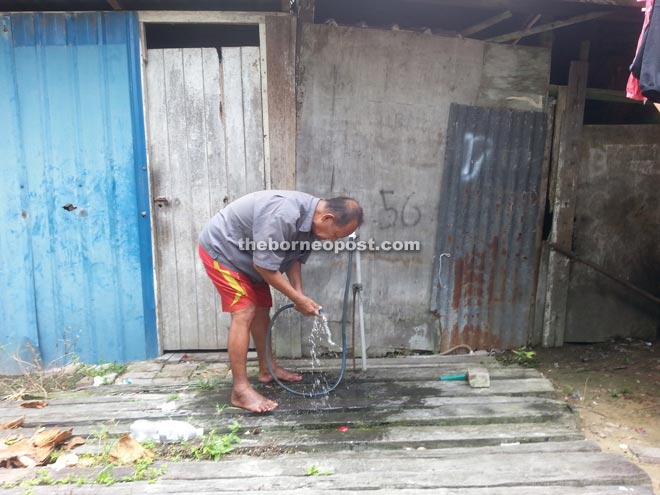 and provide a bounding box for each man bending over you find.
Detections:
[198,190,363,413]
